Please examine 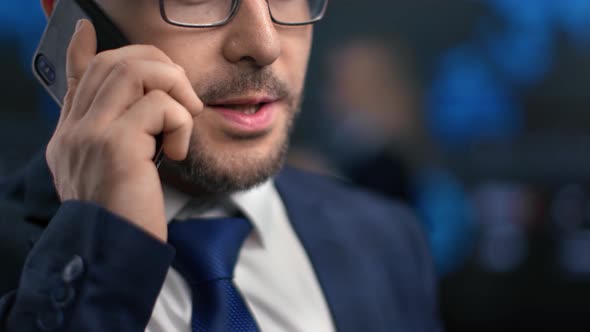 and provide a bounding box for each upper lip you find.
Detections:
[208,95,279,106]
